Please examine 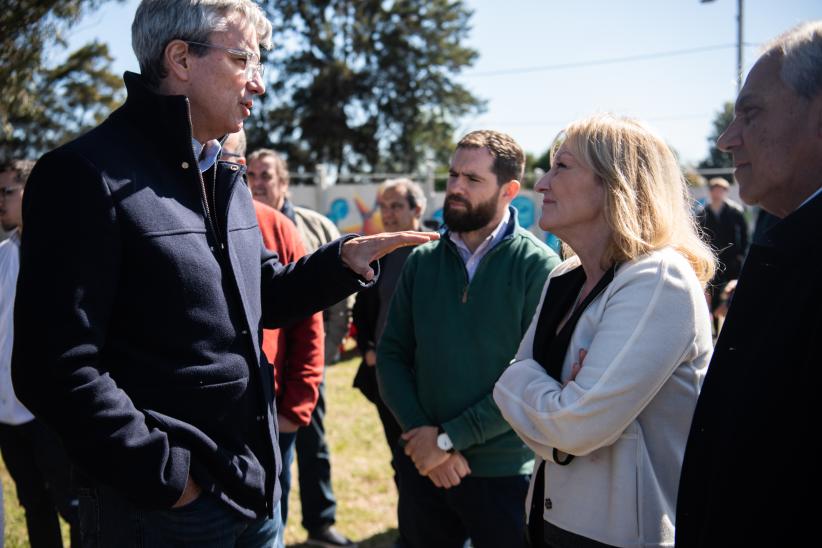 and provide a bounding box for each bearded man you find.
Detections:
[376,131,560,548]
